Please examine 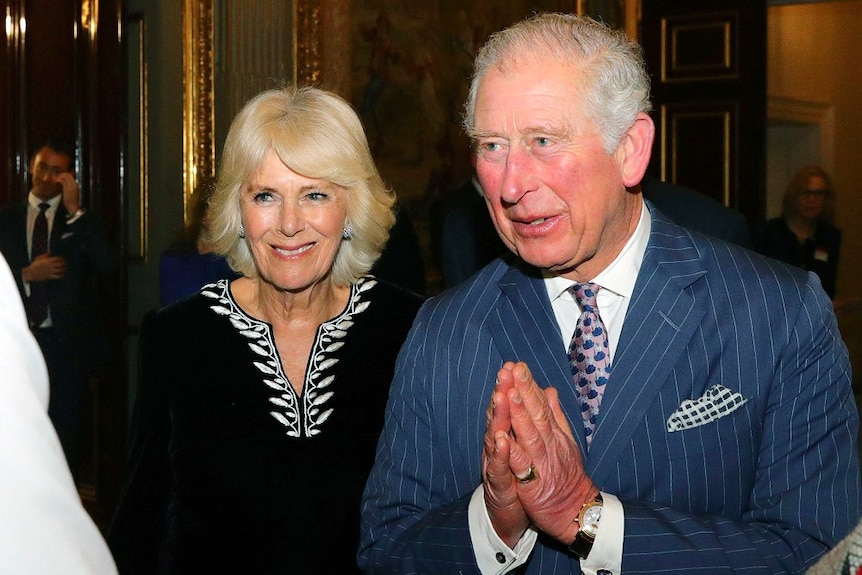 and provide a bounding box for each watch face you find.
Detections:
[581,504,602,537]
